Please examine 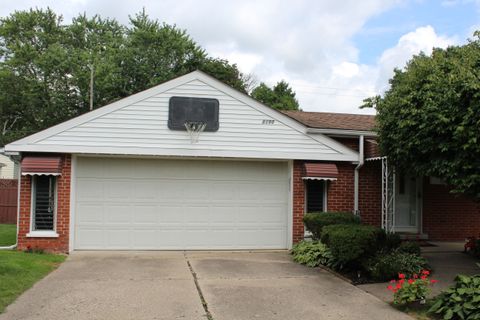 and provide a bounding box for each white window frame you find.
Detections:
[304,179,328,213]
[304,180,329,237]
[27,175,59,238]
